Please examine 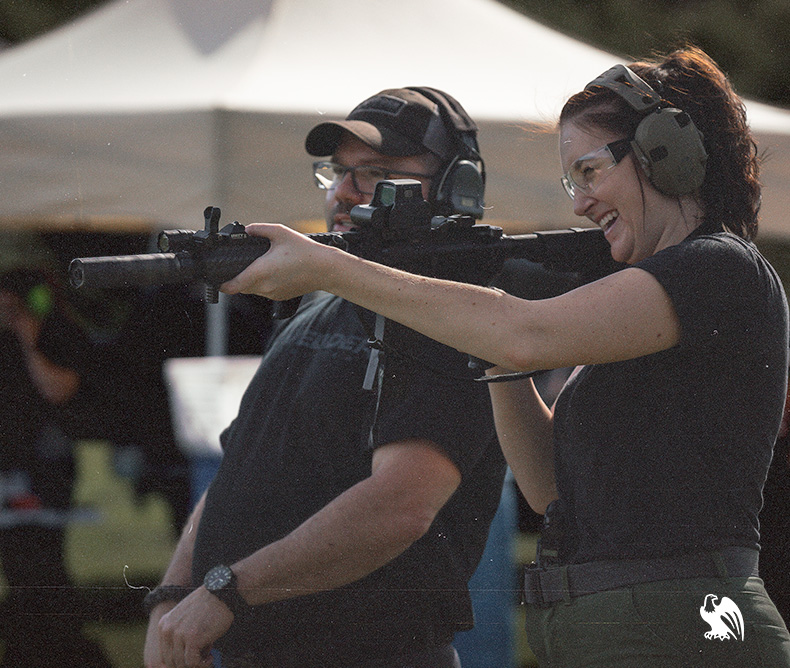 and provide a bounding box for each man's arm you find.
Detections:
[238,437,462,599]
[157,439,461,667]
[144,492,206,668]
